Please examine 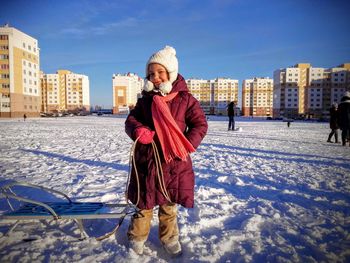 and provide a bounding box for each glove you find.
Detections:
[134,127,155,144]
